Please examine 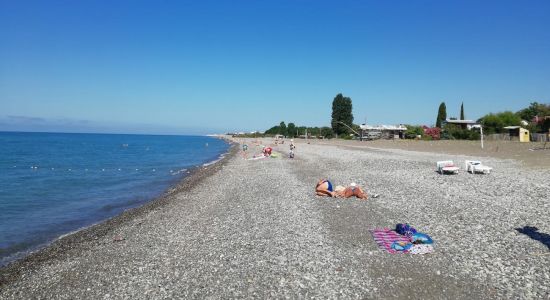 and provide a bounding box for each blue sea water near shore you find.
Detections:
[0,132,229,266]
